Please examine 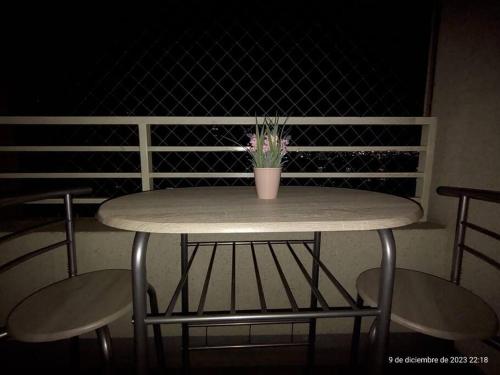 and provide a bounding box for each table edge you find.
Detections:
[96,210,423,234]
